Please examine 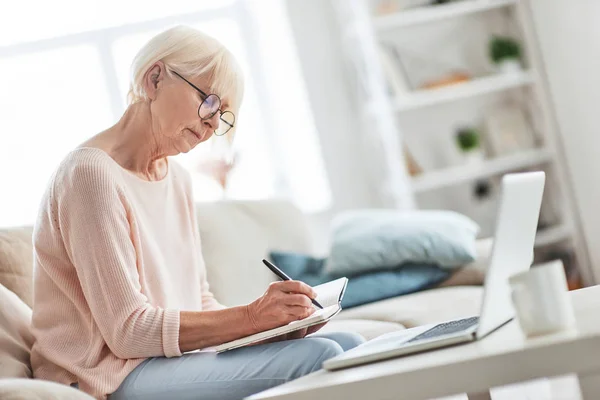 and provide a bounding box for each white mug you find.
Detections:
[509,260,576,338]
